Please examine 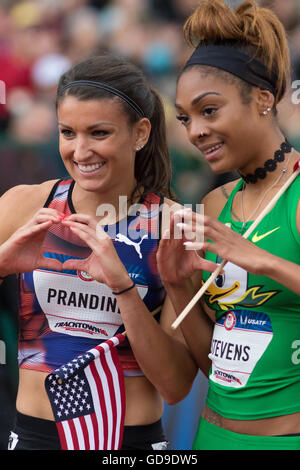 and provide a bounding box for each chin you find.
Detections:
[208,162,231,175]
[75,178,107,193]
